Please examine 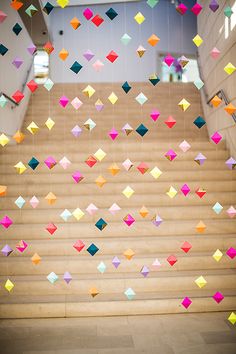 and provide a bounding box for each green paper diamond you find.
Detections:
[212,202,223,214]
[25,5,38,17]
[97,261,106,273]
[15,196,26,209]
[44,78,54,91]
[147,0,159,8]
[135,92,148,105]
[124,287,136,300]
[224,6,233,18]
[121,33,132,46]
[0,95,8,108]
[194,79,204,90]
